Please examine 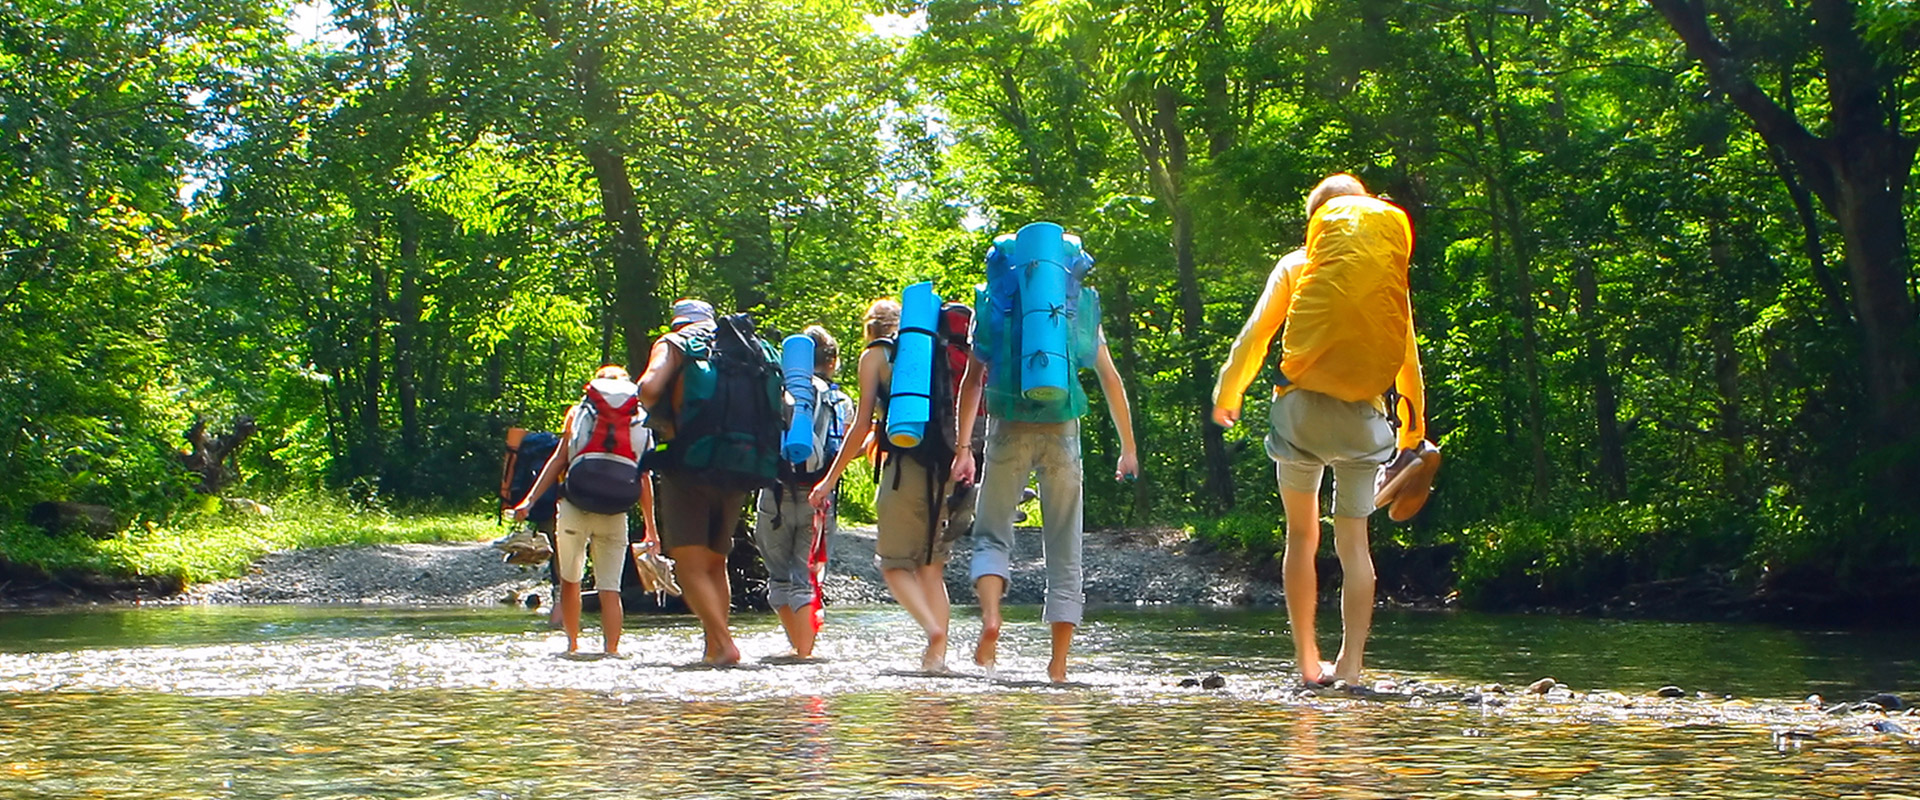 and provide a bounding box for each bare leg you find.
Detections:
[559,579,583,653]
[883,563,952,672]
[1330,514,1373,682]
[773,606,817,659]
[598,589,623,656]
[1279,486,1328,684]
[1047,621,1075,683]
[920,562,951,670]
[671,545,739,666]
[973,574,1005,669]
